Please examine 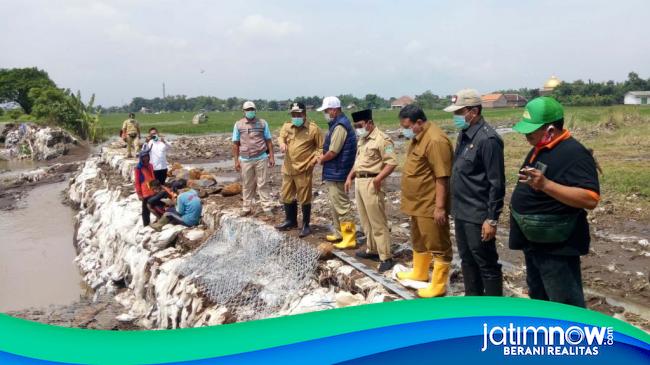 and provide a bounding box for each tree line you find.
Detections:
[494,72,650,106]
[101,91,451,113]
[1,67,648,140]
[0,67,100,141]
